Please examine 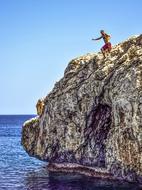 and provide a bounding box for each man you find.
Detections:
[92,30,112,58]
